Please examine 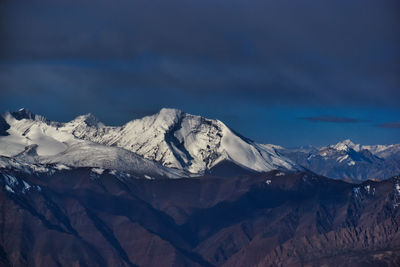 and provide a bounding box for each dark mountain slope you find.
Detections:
[0,168,400,266]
